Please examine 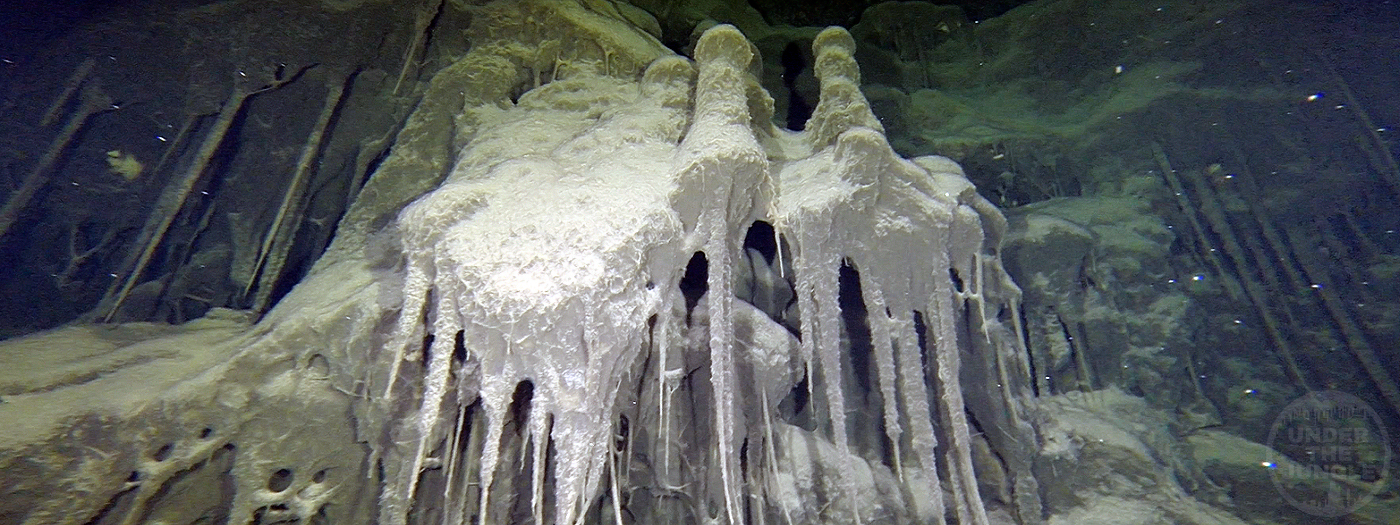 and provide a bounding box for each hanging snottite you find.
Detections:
[376,22,1039,525]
